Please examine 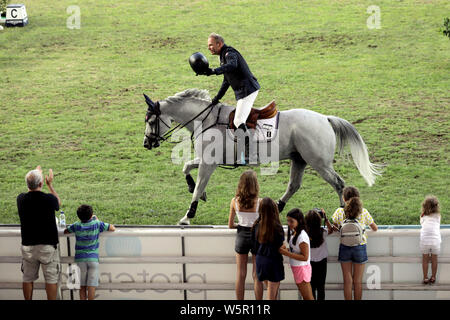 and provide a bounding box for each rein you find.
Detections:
[144,95,241,170]
[145,99,216,145]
